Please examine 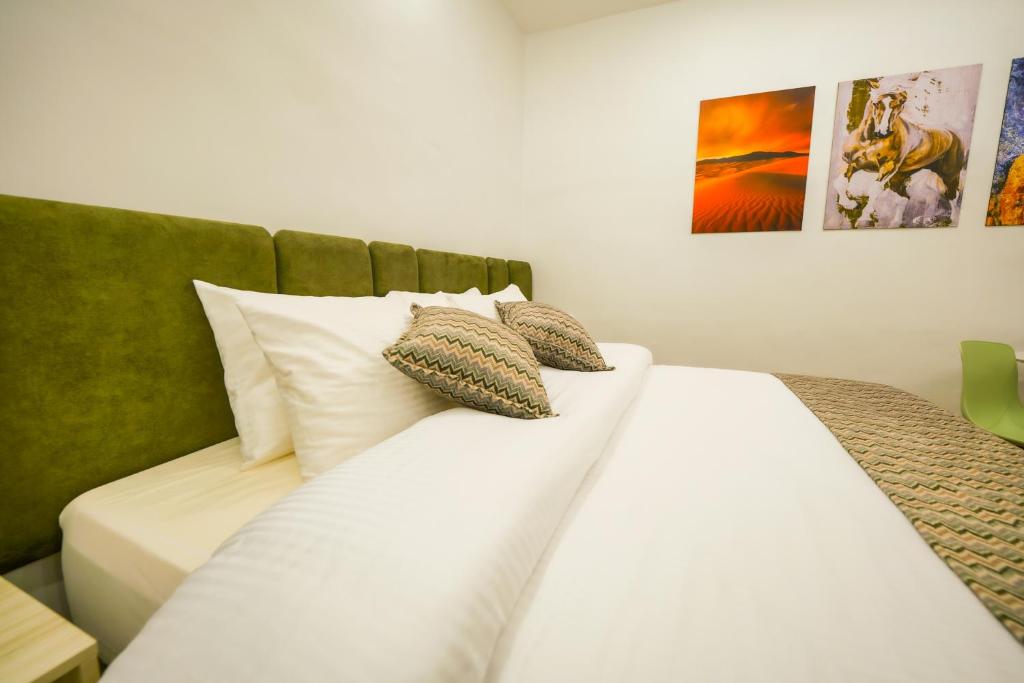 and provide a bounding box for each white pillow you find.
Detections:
[193,281,293,469]
[445,284,528,320]
[236,293,452,479]
[383,289,452,308]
